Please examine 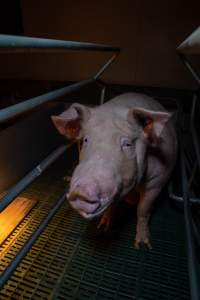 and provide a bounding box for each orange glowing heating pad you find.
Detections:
[0,197,37,245]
